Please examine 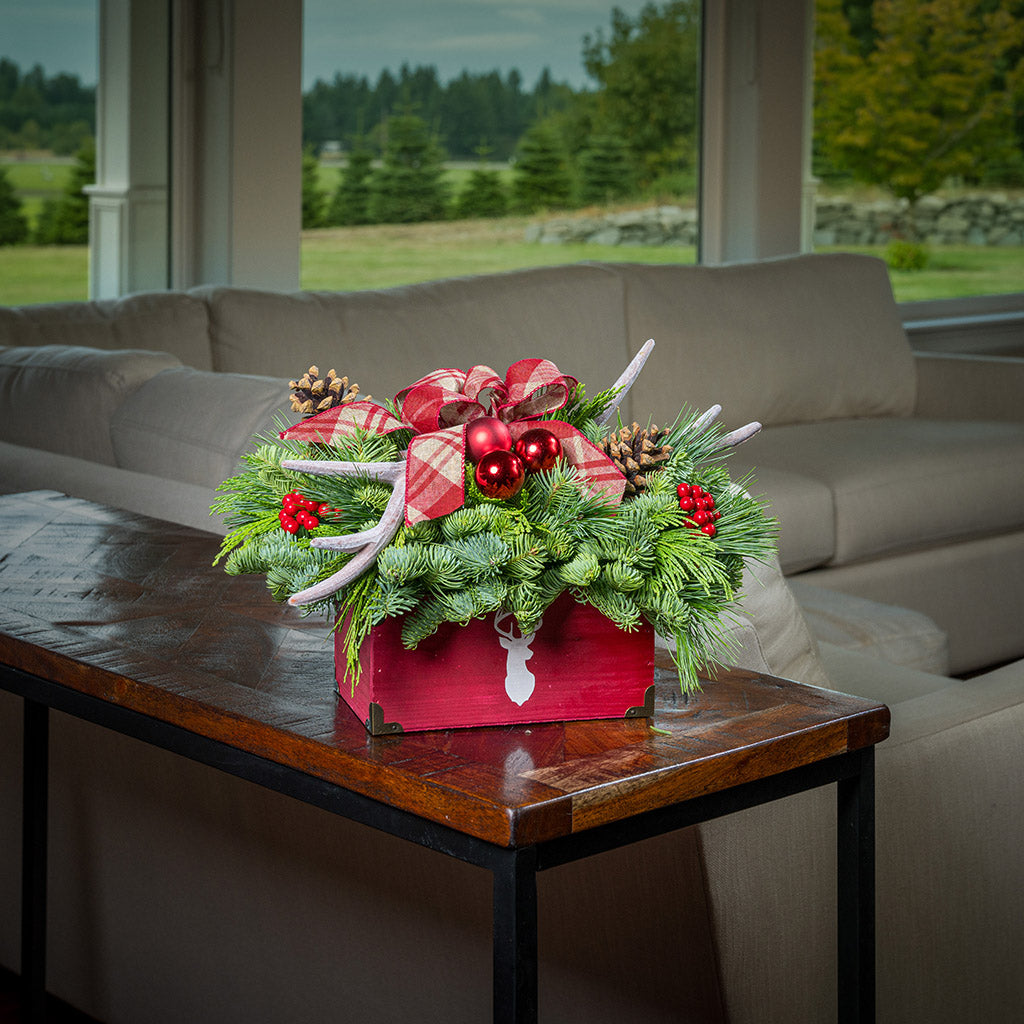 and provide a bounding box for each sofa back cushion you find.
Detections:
[0,292,214,370]
[612,254,918,428]
[110,367,297,488]
[0,345,182,465]
[201,264,636,416]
